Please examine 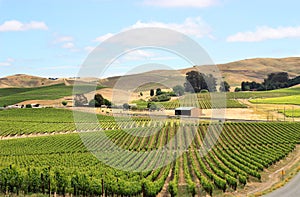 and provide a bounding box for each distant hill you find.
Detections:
[99,57,300,89]
[0,74,64,88]
[216,57,300,86]
[0,74,100,88]
[1,57,300,90]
